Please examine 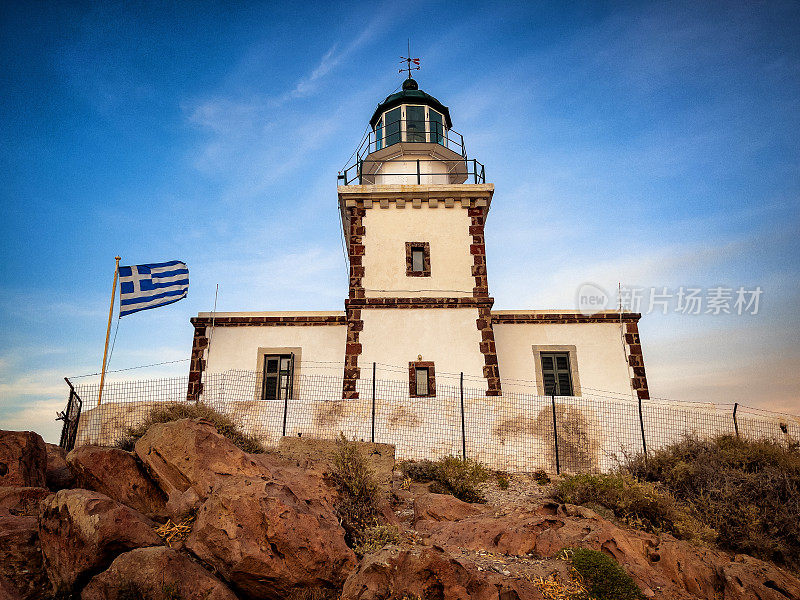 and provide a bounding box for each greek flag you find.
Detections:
[118,260,189,317]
